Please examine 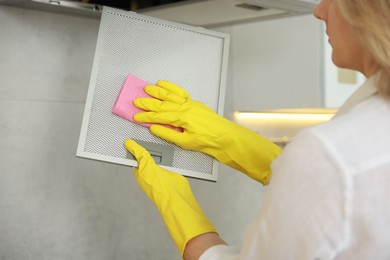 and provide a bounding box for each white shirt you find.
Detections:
[201,75,390,259]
